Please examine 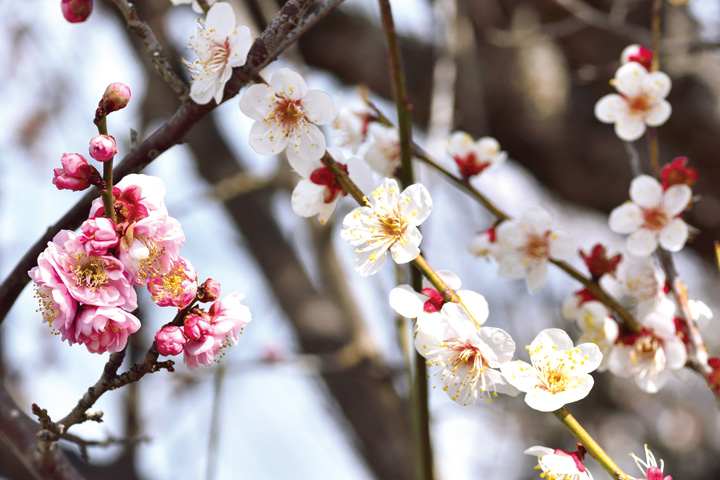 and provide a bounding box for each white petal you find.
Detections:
[630,175,663,208]
[615,117,646,141]
[270,67,307,100]
[389,285,427,318]
[627,228,658,256]
[644,100,671,127]
[390,227,422,264]
[524,446,554,457]
[643,71,672,99]
[548,230,577,260]
[302,90,336,125]
[500,360,537,392]
[659,218,688,252]
[594,94,626,123]
[609,203,644,234]
[663,184,692,217]
[227,25,253,67]
[526,261,548,294]
[497,254,527,279]
[614,62,646,98]
[291,179,324,218]
[436,270,462,291]
[190,77,219,105]
[401,183,433,226]
[531,328,575,351]
[457,290,489,325]
[239,83,273,120]
[354,247,388,276]
[477,327,516,365]
[446,131,473,157]
[575,342,603,372]
[248,119,288,156]
[346,157,374,194]
[522,206,553,231]
[664,337,687,370]
[205,2,236,36]
[286,123,326,168]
